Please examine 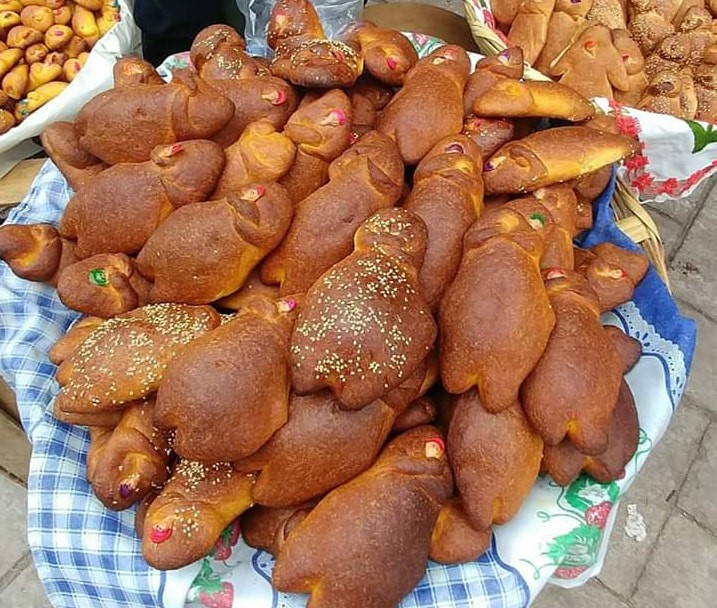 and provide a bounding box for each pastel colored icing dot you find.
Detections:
[528,212,546,229]
[88,268,108,287]
[425,437,445,459]
[386,57,398,70]
[445,143,465,154]
[545,269,566,280]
